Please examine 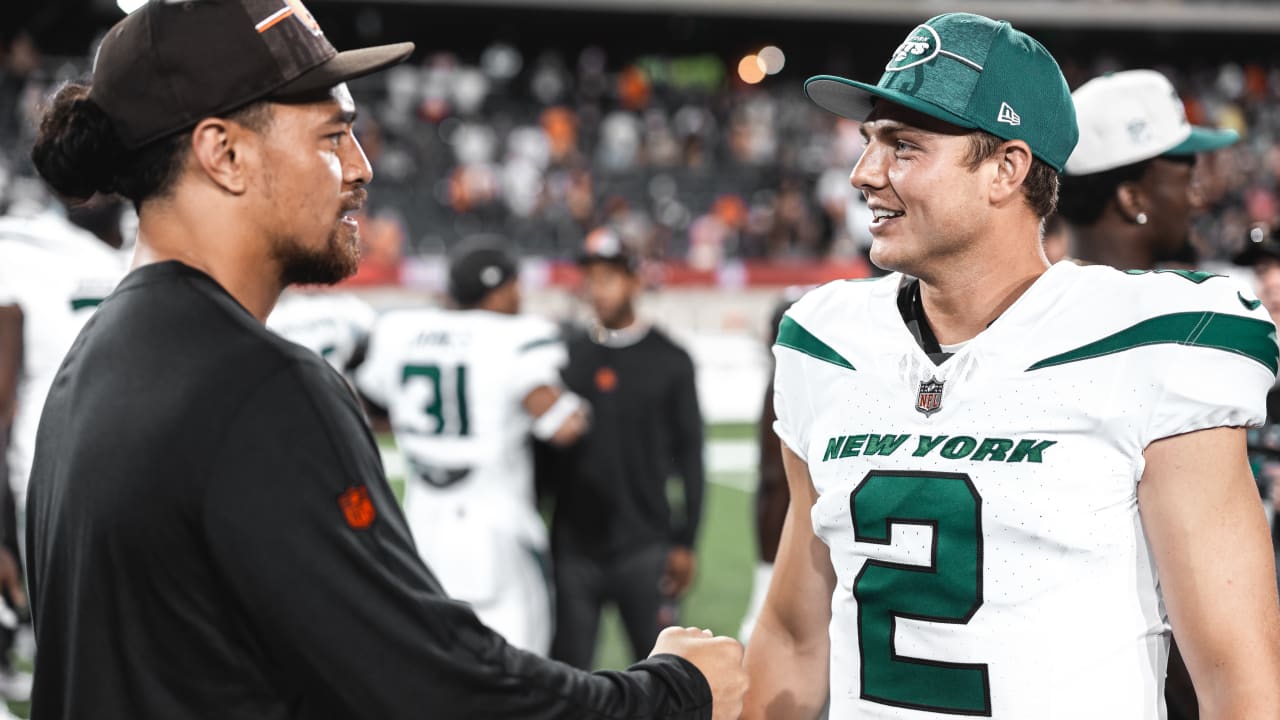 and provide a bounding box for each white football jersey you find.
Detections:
[773,261,1276,719]
[0,213,126,510]
[357,308,566,541]
[267,291,376,372]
